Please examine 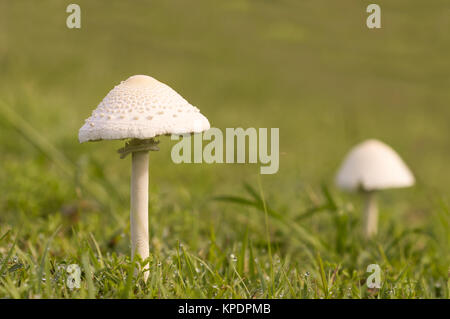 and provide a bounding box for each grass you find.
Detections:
[0,0,449,298]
